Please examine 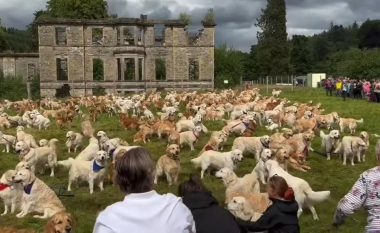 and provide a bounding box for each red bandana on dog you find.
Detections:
[0,183,10,191]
